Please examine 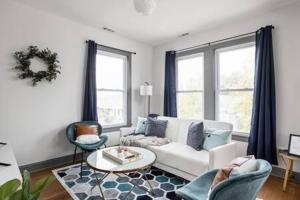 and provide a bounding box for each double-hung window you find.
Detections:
[96,48,131,129]
[175,36,255,134]
[215,43,255,133]
[176,53,204,119]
